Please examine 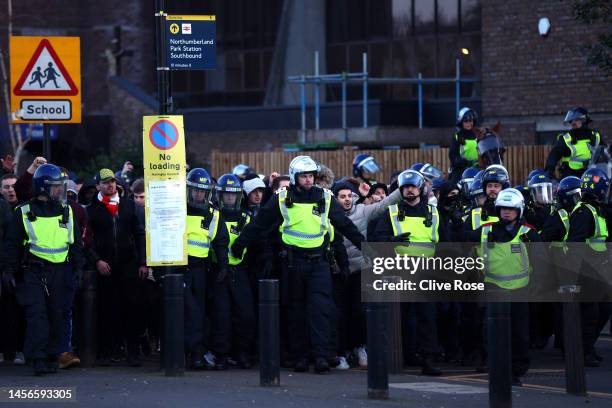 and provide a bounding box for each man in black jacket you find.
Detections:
[86,168,147,366]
